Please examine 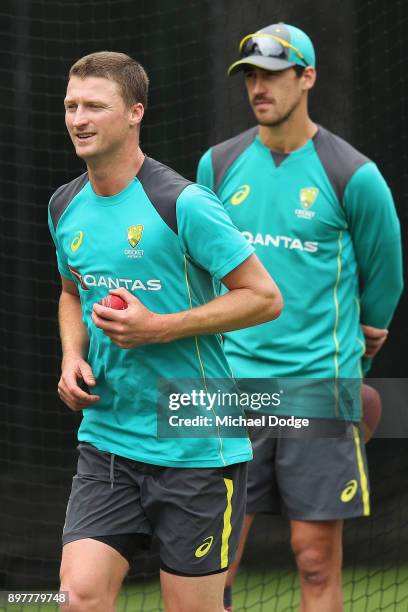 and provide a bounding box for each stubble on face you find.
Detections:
[246,68,303,128]
[64,76,131,164]
[254,95,302,127]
